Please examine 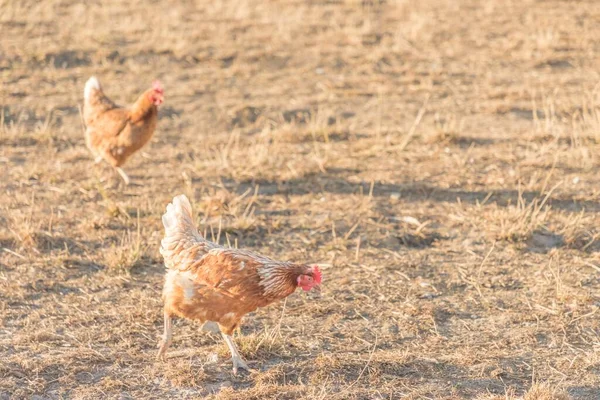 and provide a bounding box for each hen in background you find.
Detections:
[83,76,164,185]
[157,195,322,374]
